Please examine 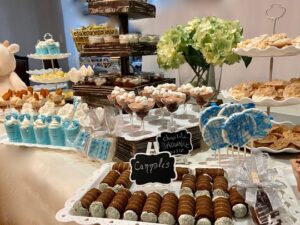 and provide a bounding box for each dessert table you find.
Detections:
[0,122,299,225]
